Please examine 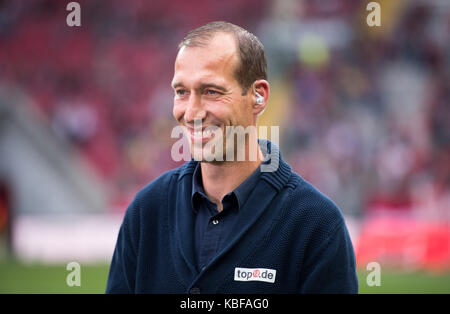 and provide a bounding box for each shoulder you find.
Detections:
[125,162,193,217]
[134,168,178,203]
[134,161,193,203]
[283,172,345,234]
